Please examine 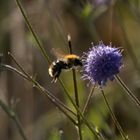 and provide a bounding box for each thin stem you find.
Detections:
[8,52,76,117]
[32,82,77,125]
[100,88,129,140]
[126,0,140,22]
[0,99,27,140]
[115,75,140,108]
[73,70,83,140]
[2,63,104,139]
[15,0,78,116]
[15,0,51,64]
[82,84,95,115]
[1,64,29,80]
[1,64,77,125]
[108,0,114,41]
[14,1,104,138]
[116,6,140,76]
[15,0,78,114]
[67,35,83,140]
[59,79,104,140]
